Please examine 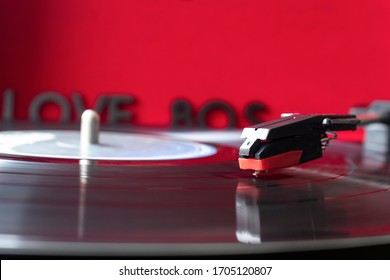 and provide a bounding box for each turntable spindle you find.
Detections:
[80,109,100,147]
